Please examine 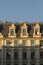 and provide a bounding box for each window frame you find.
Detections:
[31,40,34,46]
[14,40,18,46]
[22,40,26,46]
[10,29,14,36]
[6,40,11,46]
[22,29,26,35]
